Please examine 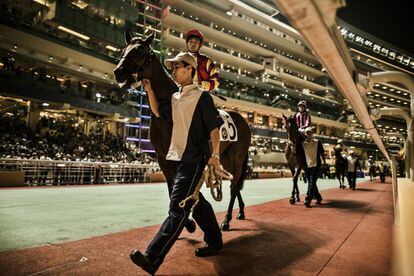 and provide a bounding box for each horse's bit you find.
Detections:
[179,165,233,212]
